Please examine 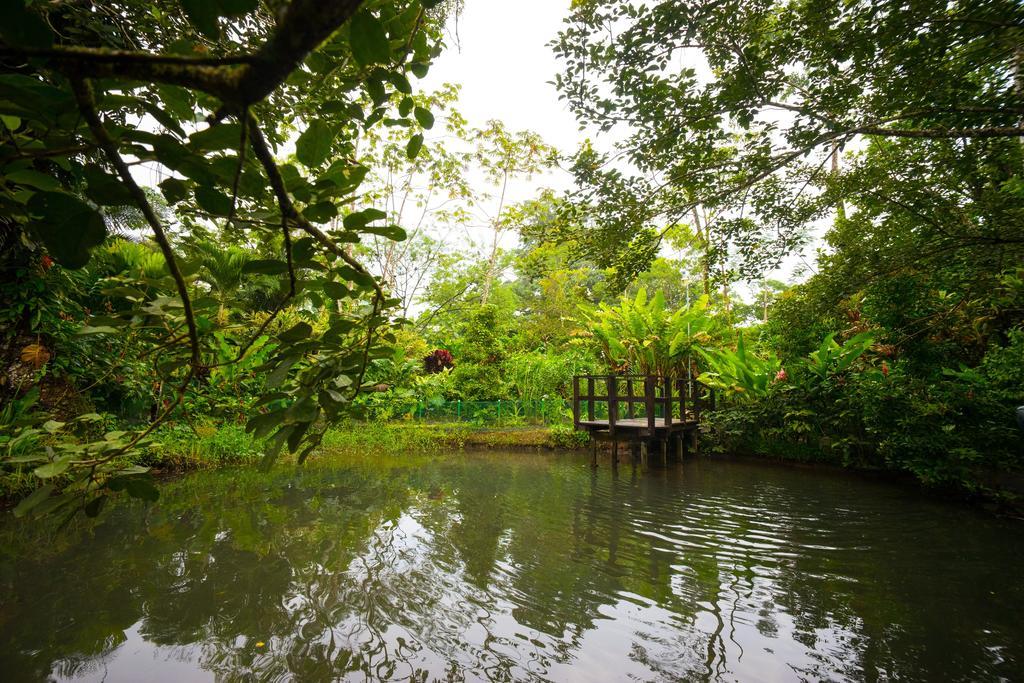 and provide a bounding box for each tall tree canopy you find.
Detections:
[553,0,1024,279]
